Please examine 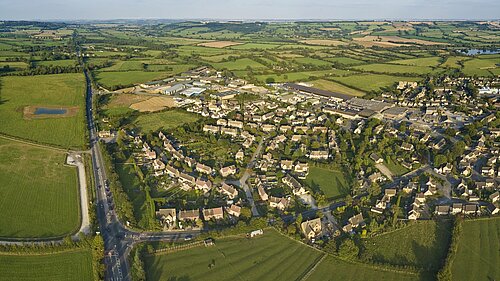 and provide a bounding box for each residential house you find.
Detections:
[281,160,294,170]
[178,209,200,221]
[220,183,238,199]
[309,150,329,160]
[370,153,383,164]
[269,196,289,210]
[195,179,212,193]
[196,163,213,175]
[226,204,241,217]
[301,218,322,240]
[220,165,237,177]
[435,205,450,215]
[258,185,269,201]
[156,208,176,226]
[203,207,224,221]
